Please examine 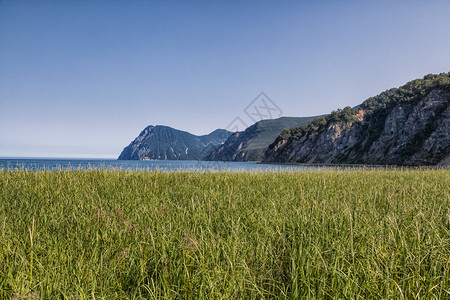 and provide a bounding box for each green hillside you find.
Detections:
[206,116,320,161]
